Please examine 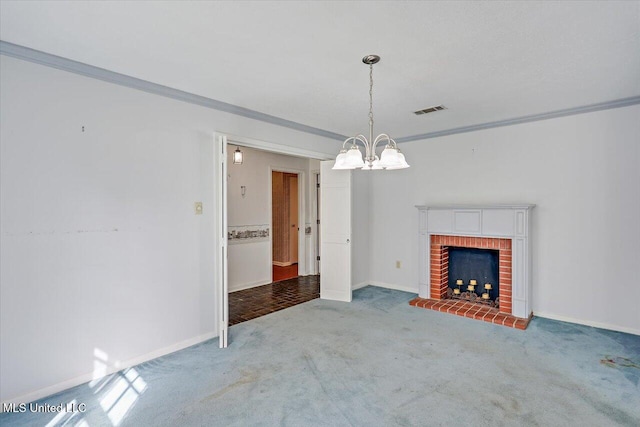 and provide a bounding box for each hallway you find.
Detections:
[228,275,319,326]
